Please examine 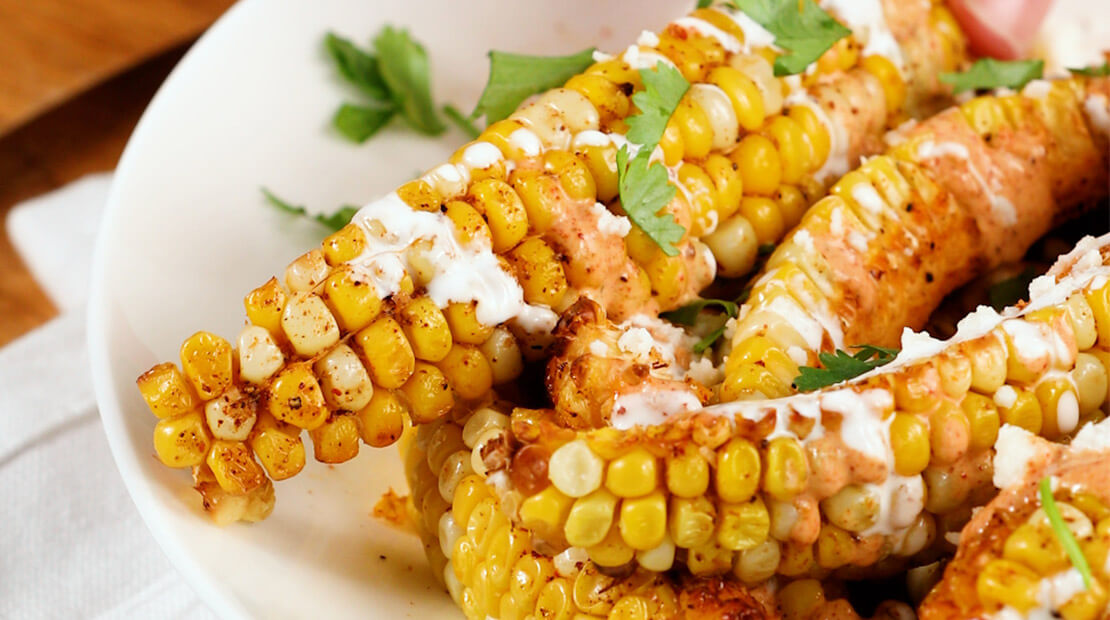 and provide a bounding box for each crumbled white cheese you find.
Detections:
[617,327,655,361]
